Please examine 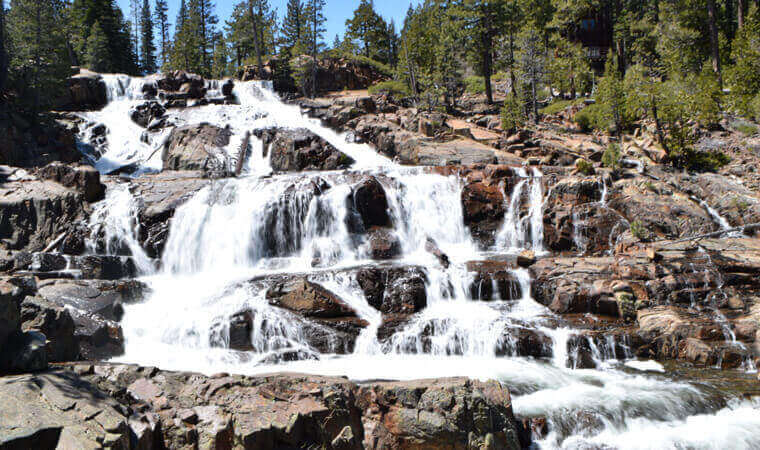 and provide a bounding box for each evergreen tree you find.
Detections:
[459,0,510,104]
[67,0,139,74]
[86,20,112,72]
[130,0,139,61]
[728,5,760,114]
[211,32,229,77]
[282,0,305,51]
[307,0,326,97]
[169,0,203,73]
[197,0,218,74]
[345,0,389,62]
[6,0,69,112]
[517,24,545,122]
[140,0,156,73]
[154,0,170,67]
